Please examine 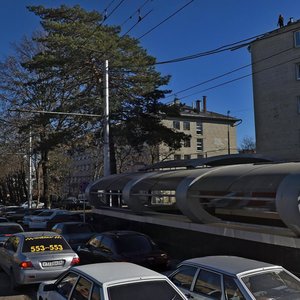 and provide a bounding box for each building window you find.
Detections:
[196,122,203,134]
[197,138,203,151]
[173,120,180,130]
[197,154,204,159]
[296,63,300,80]
[183,121,190,130]
[184,155,191,160]
[184,138,191,147]
[174,154,181,160]
[295,31,300,47]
